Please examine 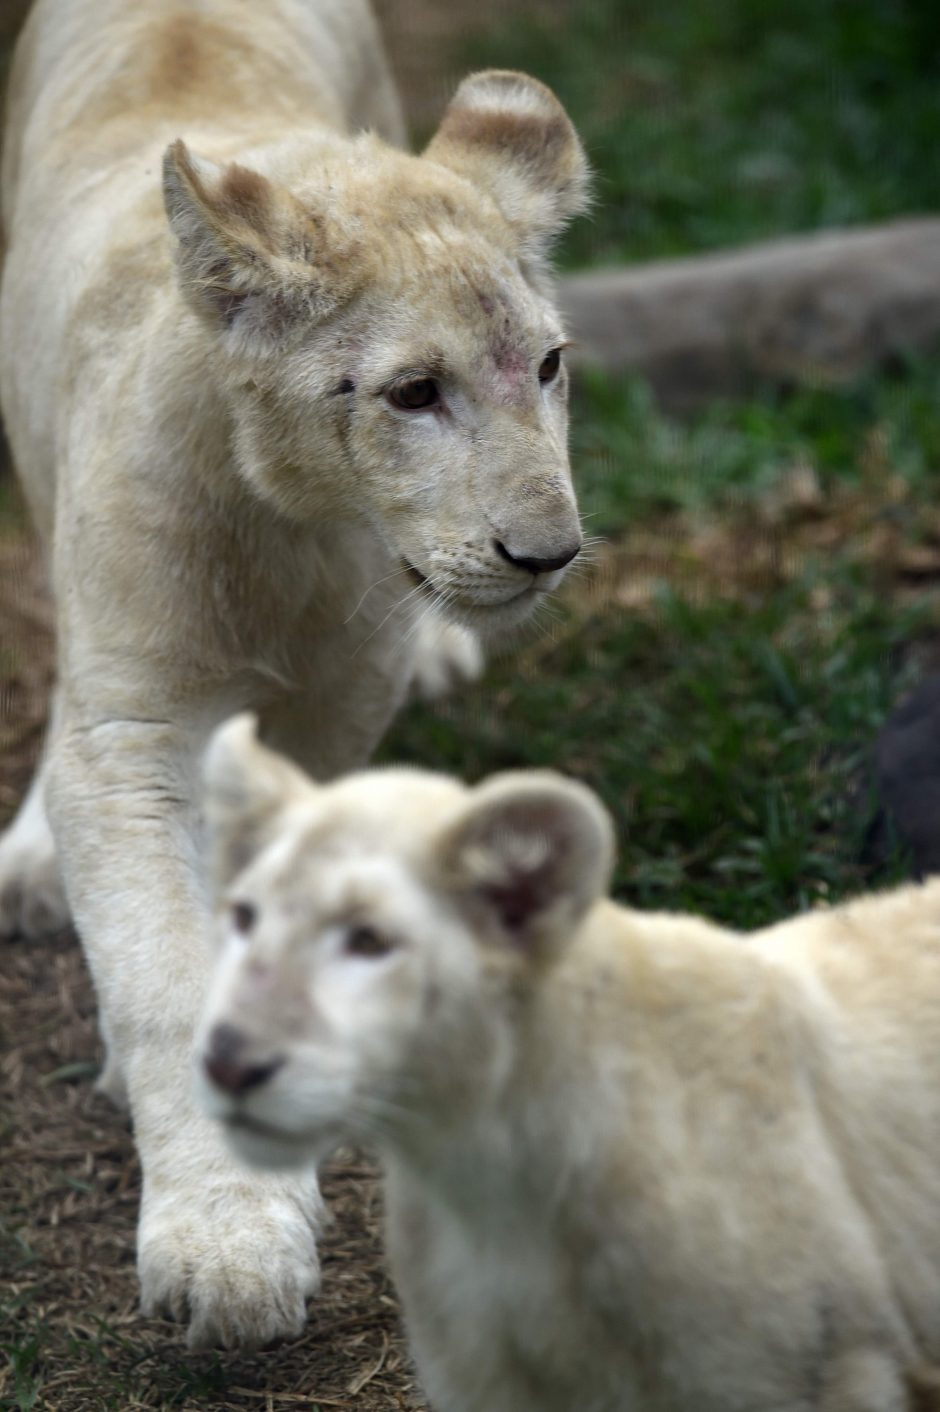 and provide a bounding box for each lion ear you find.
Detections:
[202,715,315,893]
[162,140,359,346]
[437,771,614,962]
[424,70,589,272]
